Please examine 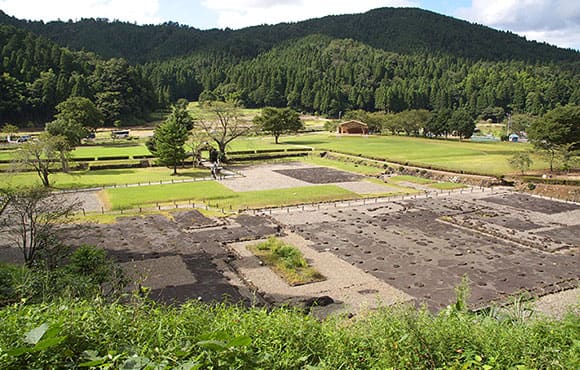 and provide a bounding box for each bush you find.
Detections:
[0,246,124,306]
[0,298,578,369]
[323,120,339,132]
[68,245,110,284]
